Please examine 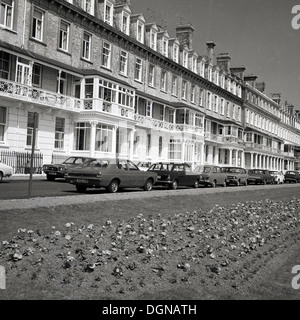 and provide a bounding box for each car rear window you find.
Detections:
[84,160,110,167]
[149,163,172,171]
